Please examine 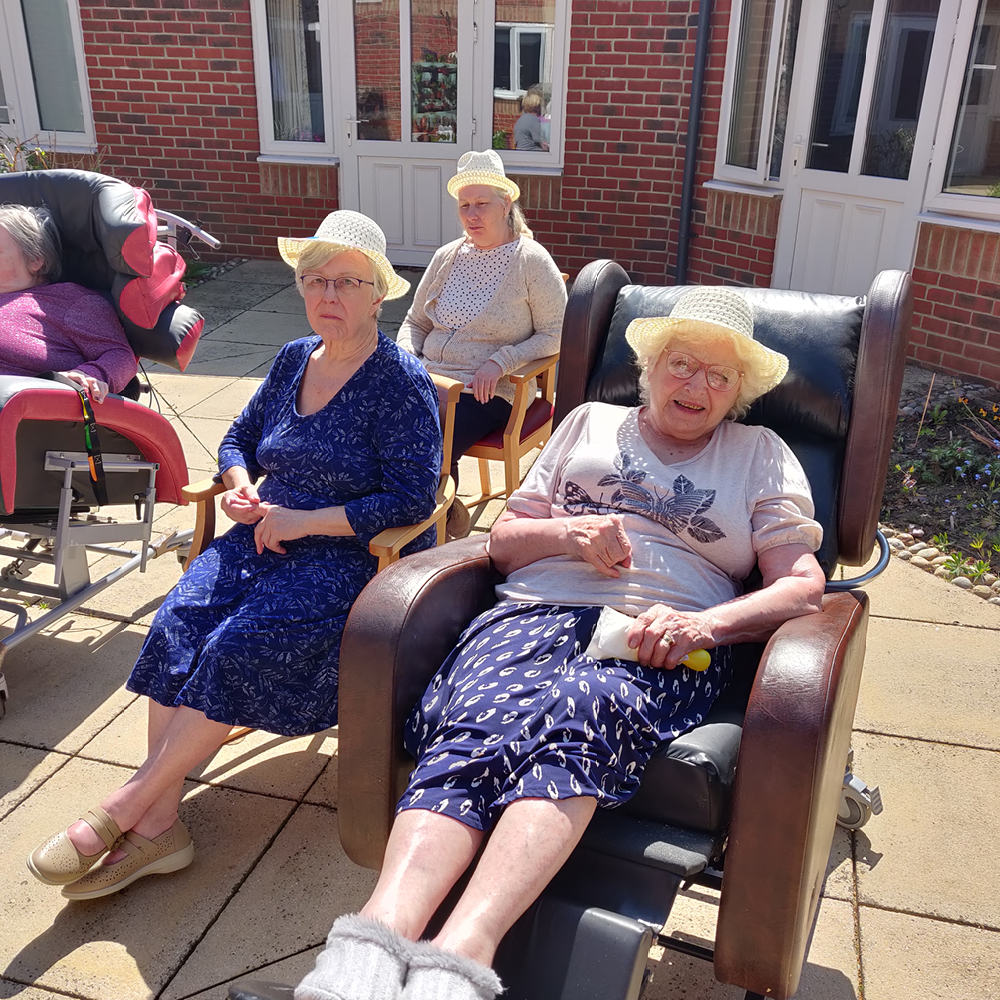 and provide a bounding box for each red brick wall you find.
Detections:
[79,0,336,261]
[910,223,1000,385]
[522,0,770,287]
